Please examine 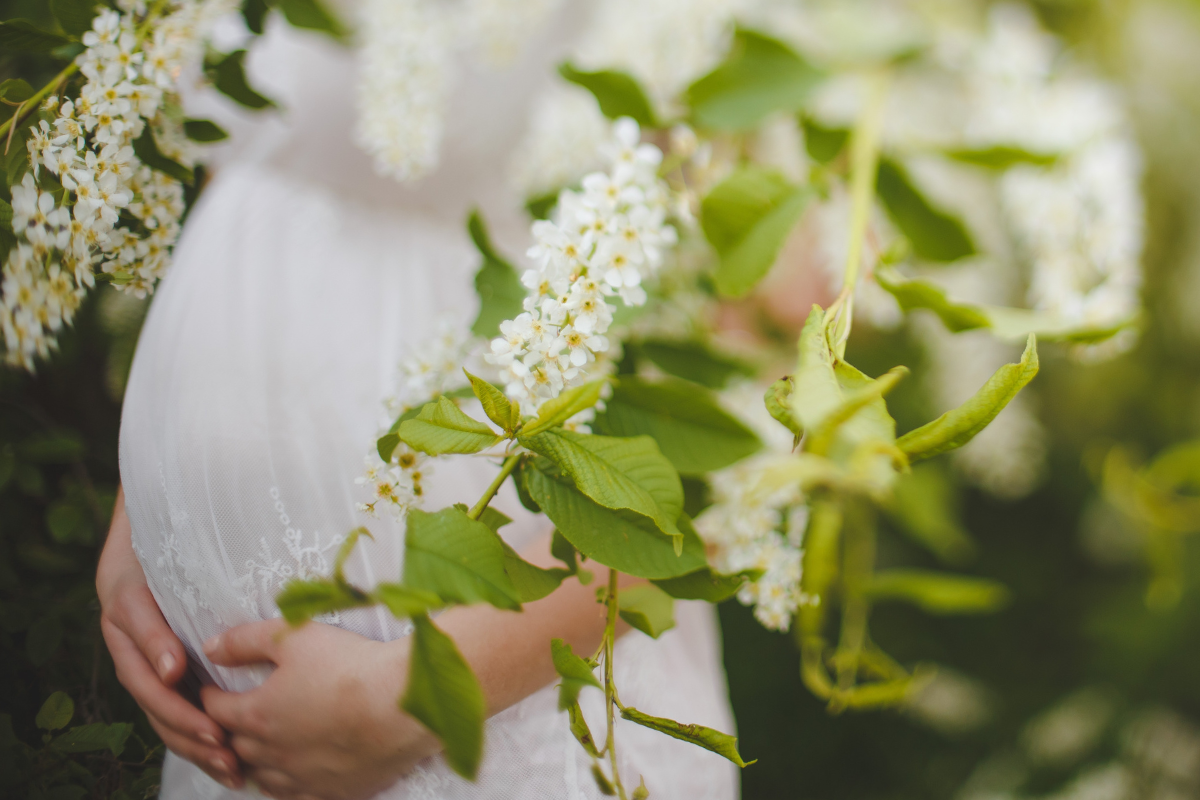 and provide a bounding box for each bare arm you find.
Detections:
[200,532,634,800]
[96,486,244,789]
